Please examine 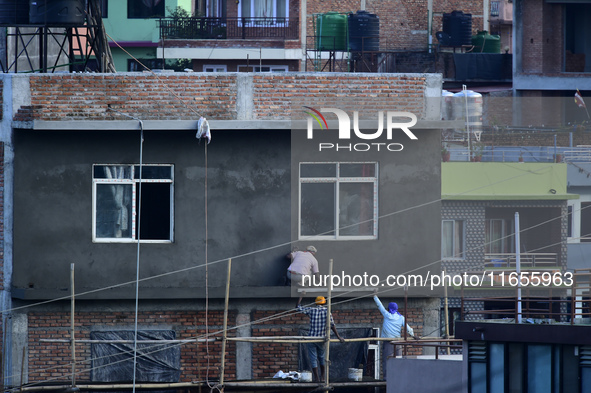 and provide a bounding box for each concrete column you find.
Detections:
[10,314,28,386]
[424,73,443,121]
[1,74,27,386]
[236,73,254,121]
[300,0,307,71]
[235,313,252,380]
